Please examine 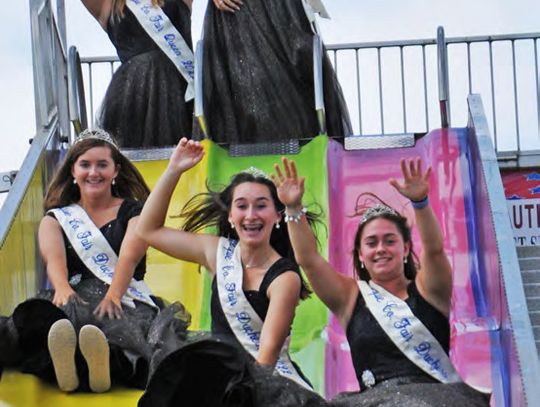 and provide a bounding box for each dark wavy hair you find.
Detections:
[43,137,150,211]
[178,172,319,299]
[351,193,418,282]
